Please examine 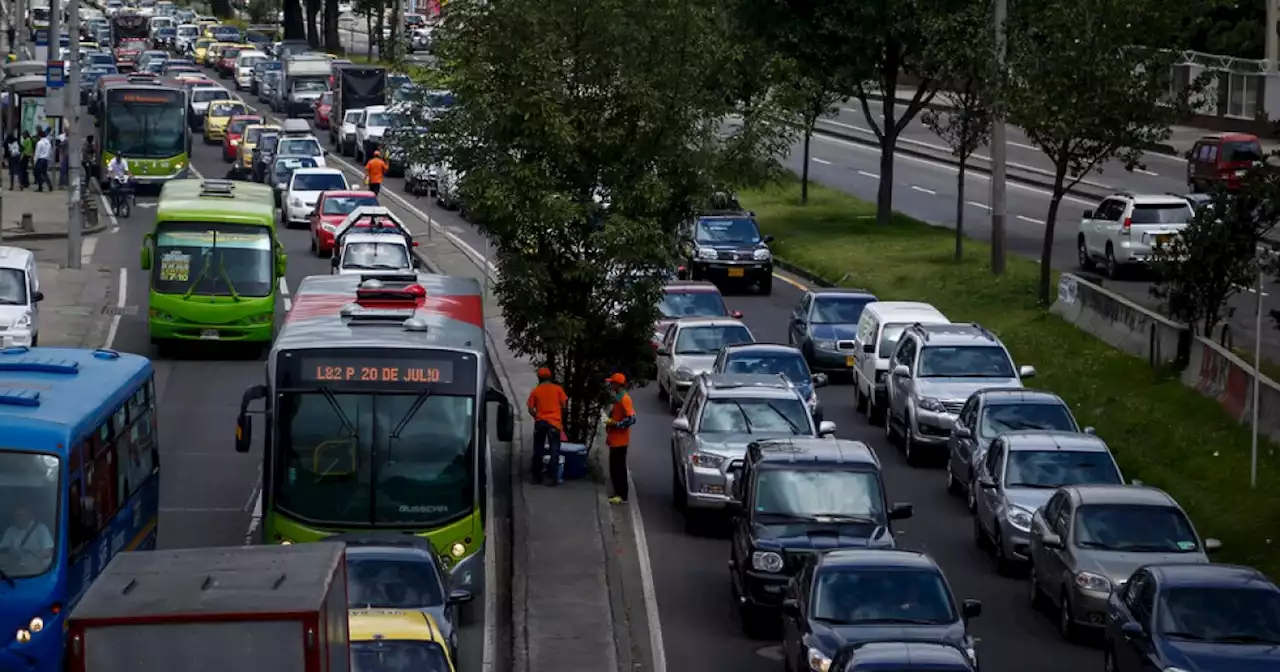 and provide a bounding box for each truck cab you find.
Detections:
[330,205,420,277]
